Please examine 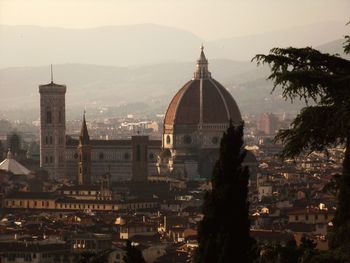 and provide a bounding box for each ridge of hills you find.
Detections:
[0,21,348,121]
[0,20,347,68]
